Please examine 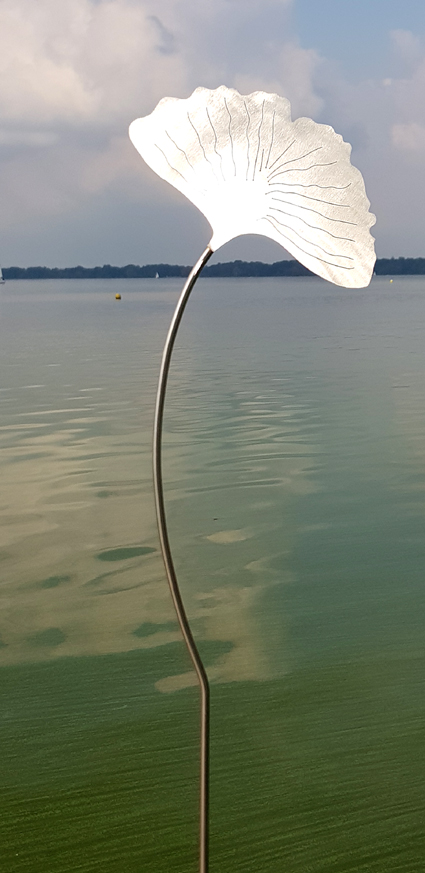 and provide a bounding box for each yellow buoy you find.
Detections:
[389,279,393,283]
[115,293,121,300]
